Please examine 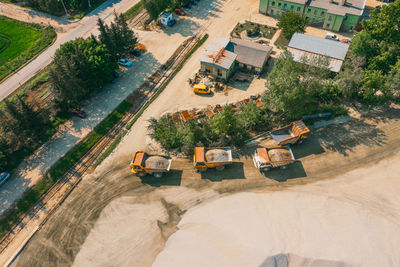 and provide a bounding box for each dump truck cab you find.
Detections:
[253,147,295,172]
[270,120,310,146]
[130,151,172,178]
[193,84,211,94]
[193,147,232,172]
